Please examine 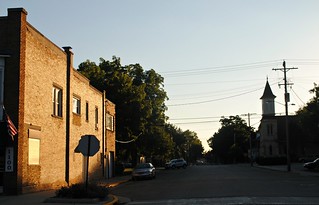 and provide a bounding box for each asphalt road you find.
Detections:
[110,164,319,204]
